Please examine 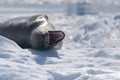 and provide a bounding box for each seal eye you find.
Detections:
[38,16,44,19]
[44,15,48,20]
[48,31,65,45]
